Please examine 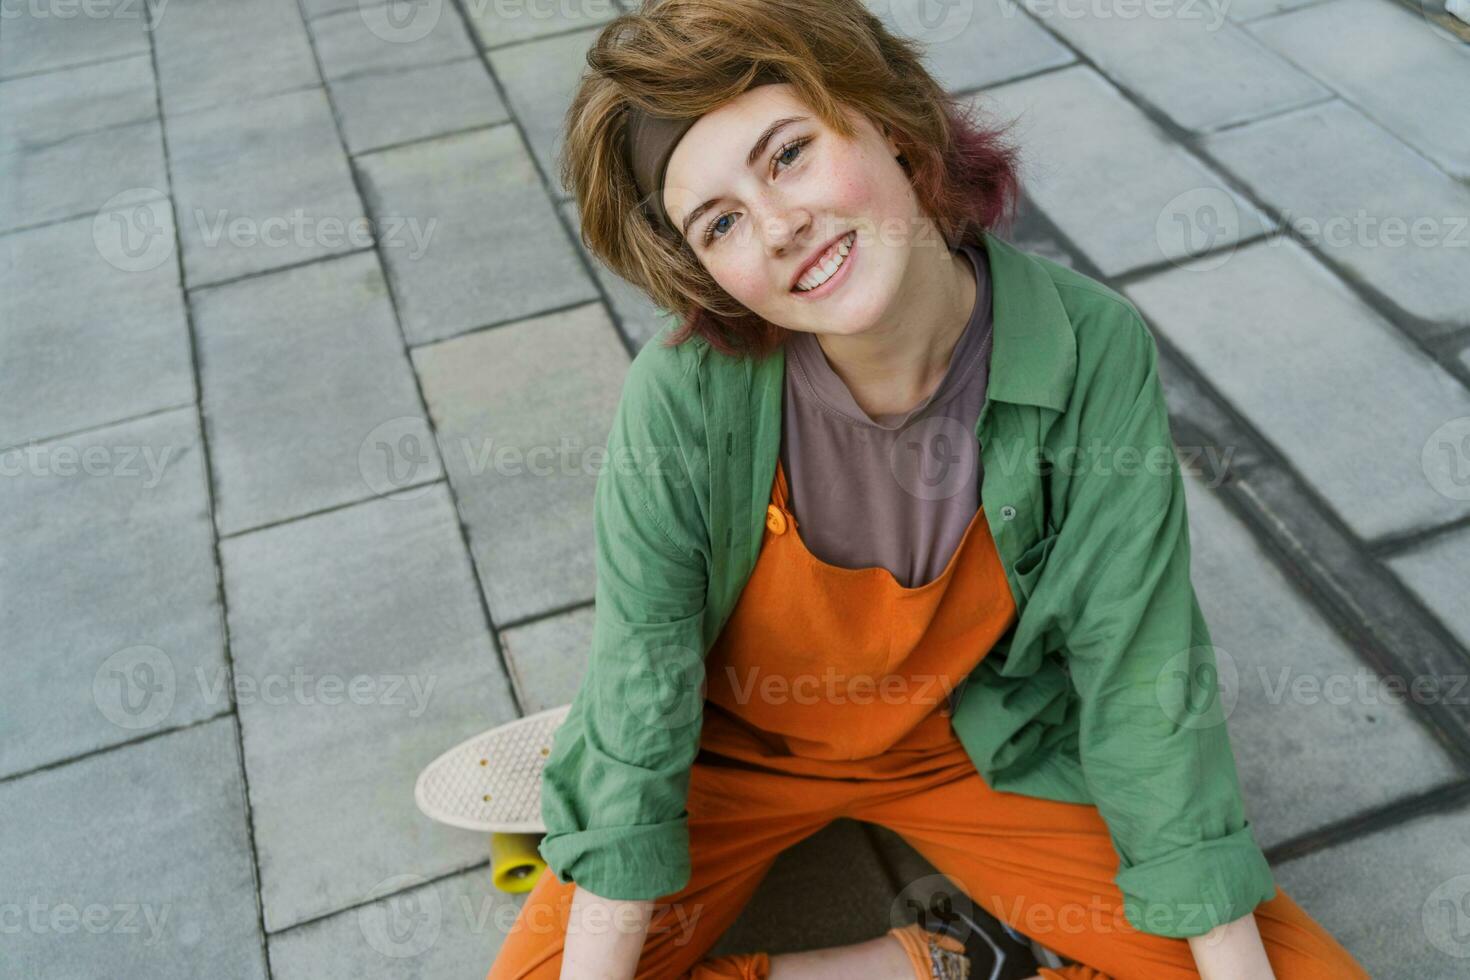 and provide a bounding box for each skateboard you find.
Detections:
[414,703,573,893]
